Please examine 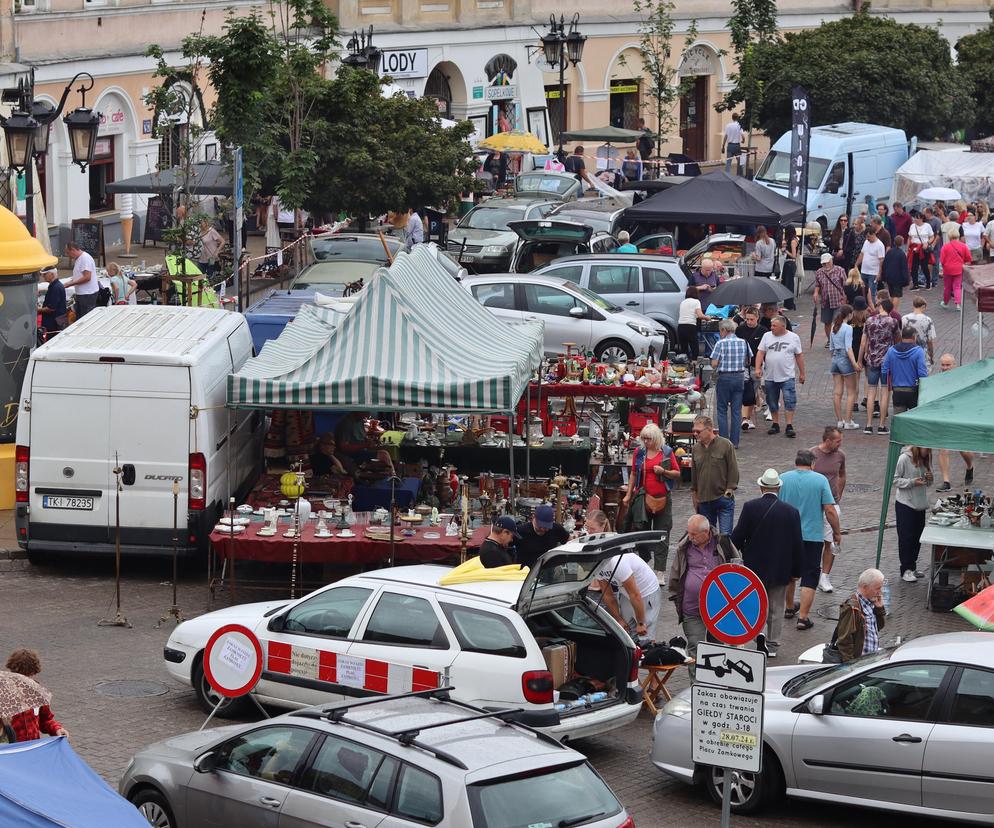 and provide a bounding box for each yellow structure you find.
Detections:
[0,204,57,275]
